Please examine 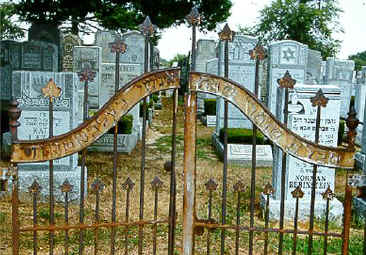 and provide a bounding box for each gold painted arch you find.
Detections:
[11,69,355,169]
